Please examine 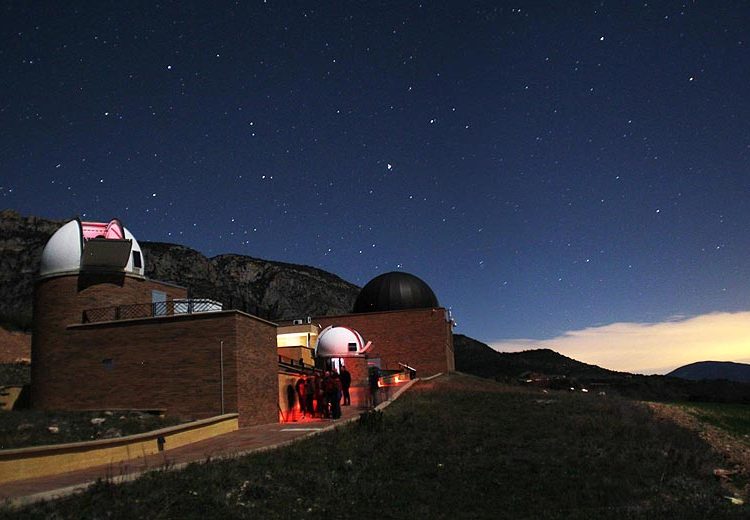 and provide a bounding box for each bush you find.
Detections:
[357,409,384,432]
